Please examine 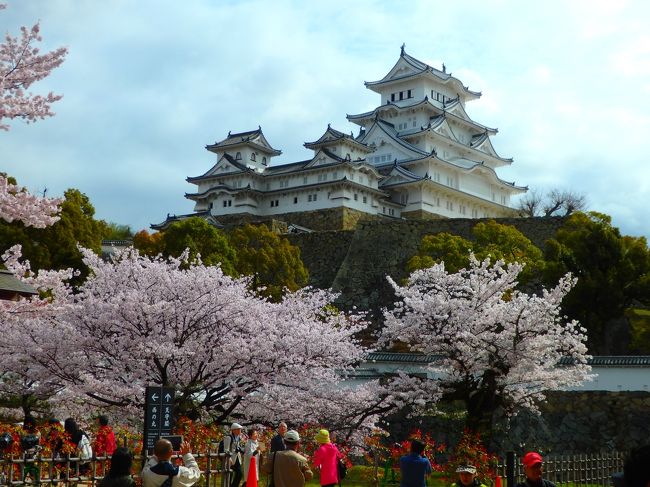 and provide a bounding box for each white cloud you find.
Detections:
[2,0,650,239]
